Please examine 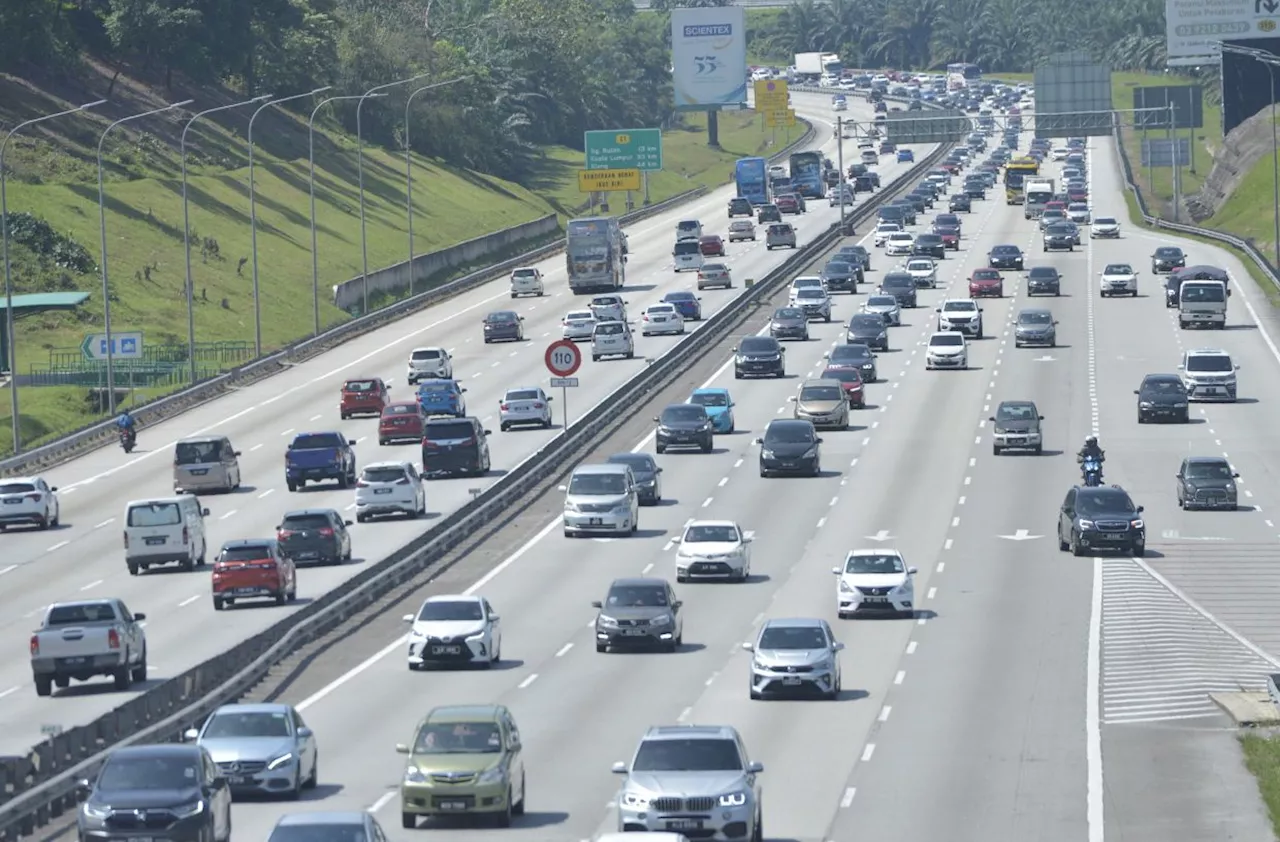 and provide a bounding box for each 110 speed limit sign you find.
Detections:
[544,339,582,377]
